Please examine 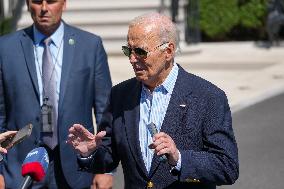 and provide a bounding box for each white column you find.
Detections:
[3,0,10,17]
